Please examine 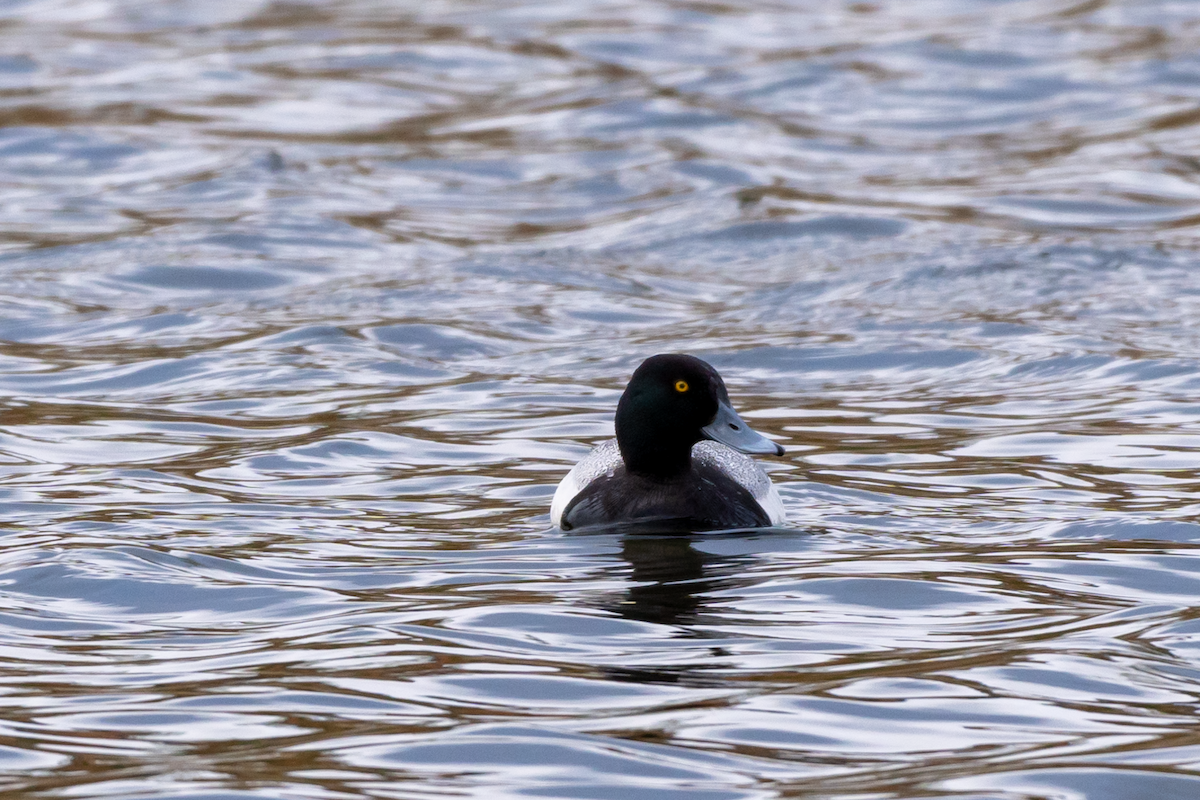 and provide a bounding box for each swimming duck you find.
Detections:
[551,354,786,531]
